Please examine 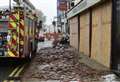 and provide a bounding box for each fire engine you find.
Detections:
[0,0,38,59]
